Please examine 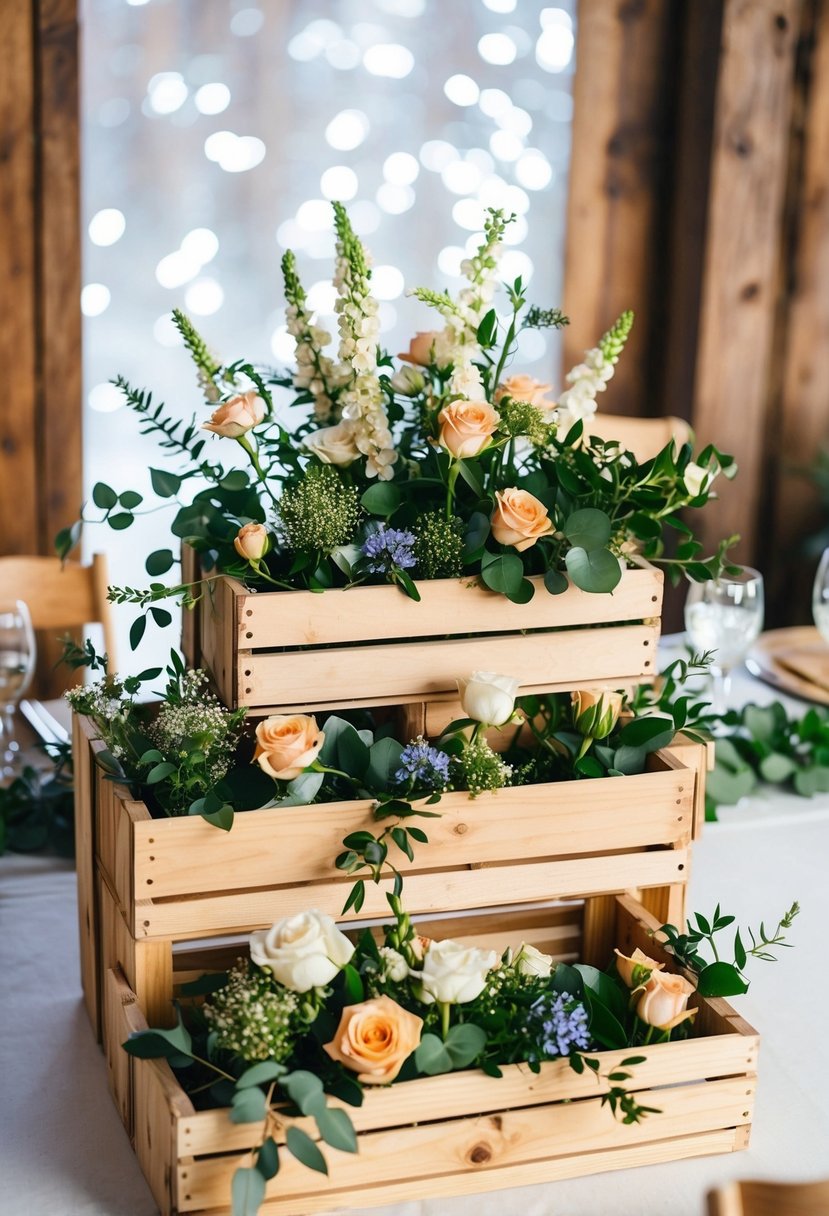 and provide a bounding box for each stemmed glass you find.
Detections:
[812,548,829,645]
[0,600,37,778]
[684,568,764,713]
